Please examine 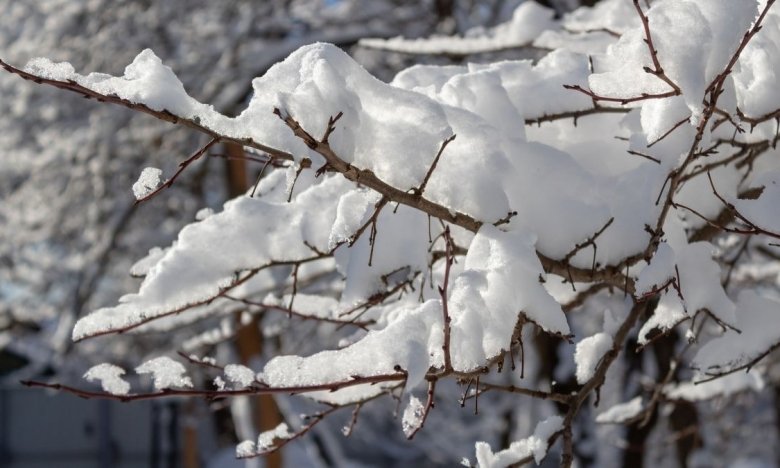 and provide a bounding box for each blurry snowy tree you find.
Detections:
[3,0,780,467]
